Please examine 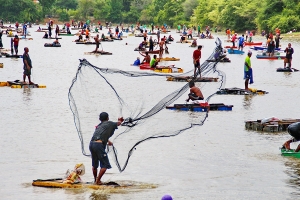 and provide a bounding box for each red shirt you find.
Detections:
[13,38,19,46]
[193,49,201,61]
